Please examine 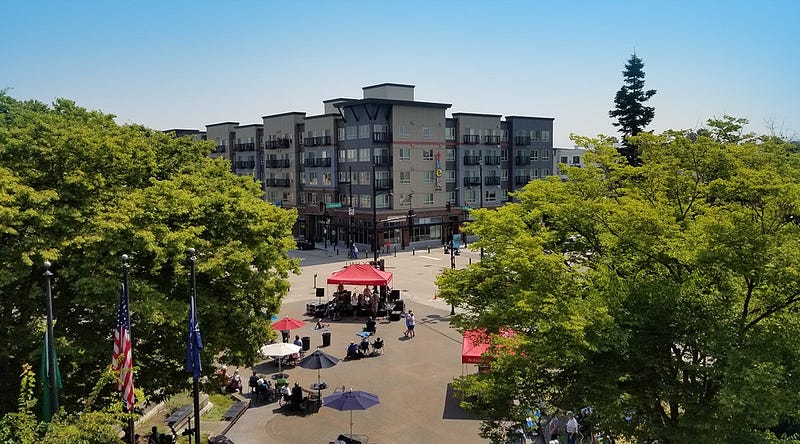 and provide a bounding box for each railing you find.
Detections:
[515,156,530,165]
[373,155,390,166]
[266,178,291,187]
[235,161,256,169]
[215,145,226,153]
[515,176,530,185]
[515,136,531,145]
[265,139,291,149]
[463,156,481,165]
[374,178,391,189]
[484,176,501,186]
[265,159,291,168]
[234,142,256,152]
[484,156,500,165]
[463,177,481,186]
[484,135,501,144]
[463,135,480,144]
[373,132,392,143]
[303,158,332,167]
